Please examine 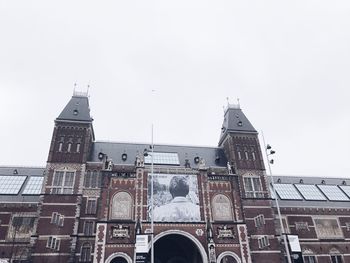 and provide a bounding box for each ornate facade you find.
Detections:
[0,92,349,263]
